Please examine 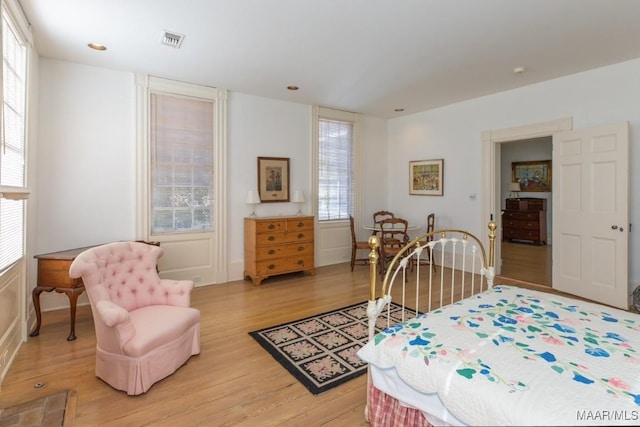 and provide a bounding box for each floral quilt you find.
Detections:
[357,286,640,426]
